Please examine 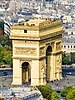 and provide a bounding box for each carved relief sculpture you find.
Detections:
[56,42,61,51]
[14,47,37,56]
